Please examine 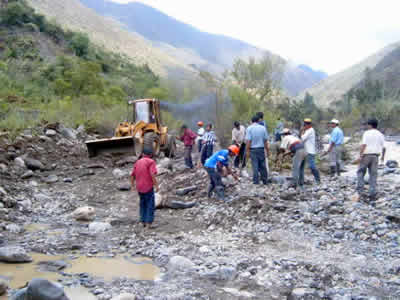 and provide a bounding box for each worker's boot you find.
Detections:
[207,185,214,198]
[330,166,336,177]
[215,186,225,202]
[336,163,341,176]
